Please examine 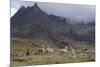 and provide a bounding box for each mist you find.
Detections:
[11,0,95,23]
